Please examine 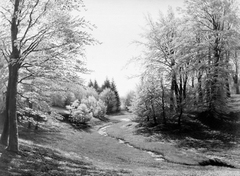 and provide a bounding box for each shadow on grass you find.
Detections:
[19,125,65,146]
[0,142,128,176]
[134,113,240,150]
